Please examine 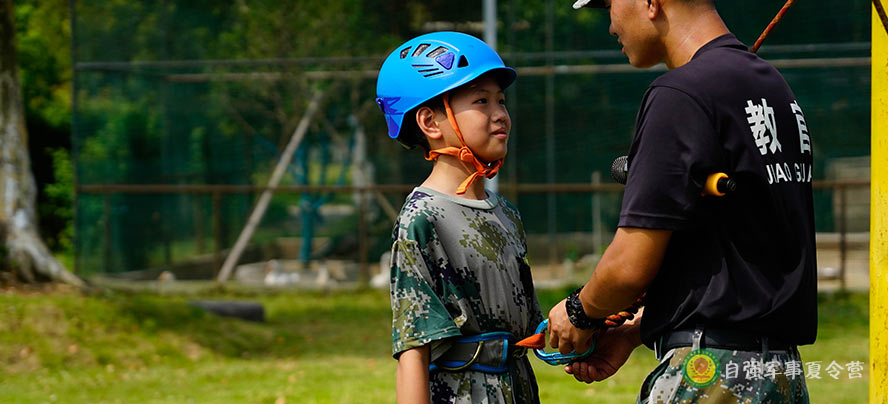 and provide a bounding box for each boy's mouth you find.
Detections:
[491,129,508,139]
